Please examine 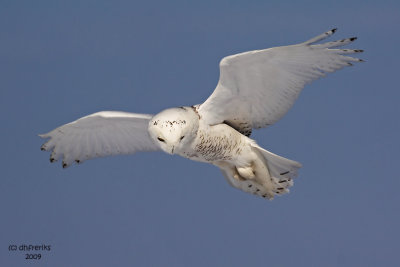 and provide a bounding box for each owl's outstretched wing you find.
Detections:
[40,111,159,168]
[198,28,363,134]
